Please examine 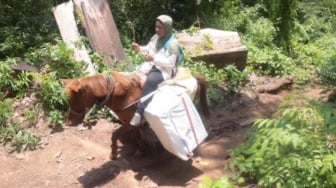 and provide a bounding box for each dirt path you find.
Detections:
[0,80,323,188]
[1,118,249,188]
